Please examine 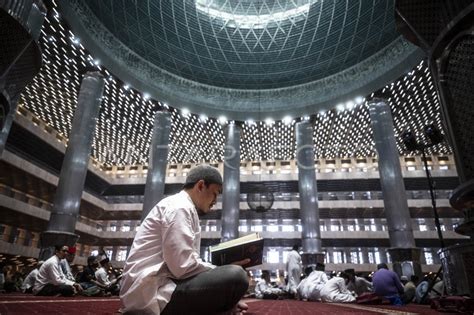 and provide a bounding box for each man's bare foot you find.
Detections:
[232,300,248,315]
